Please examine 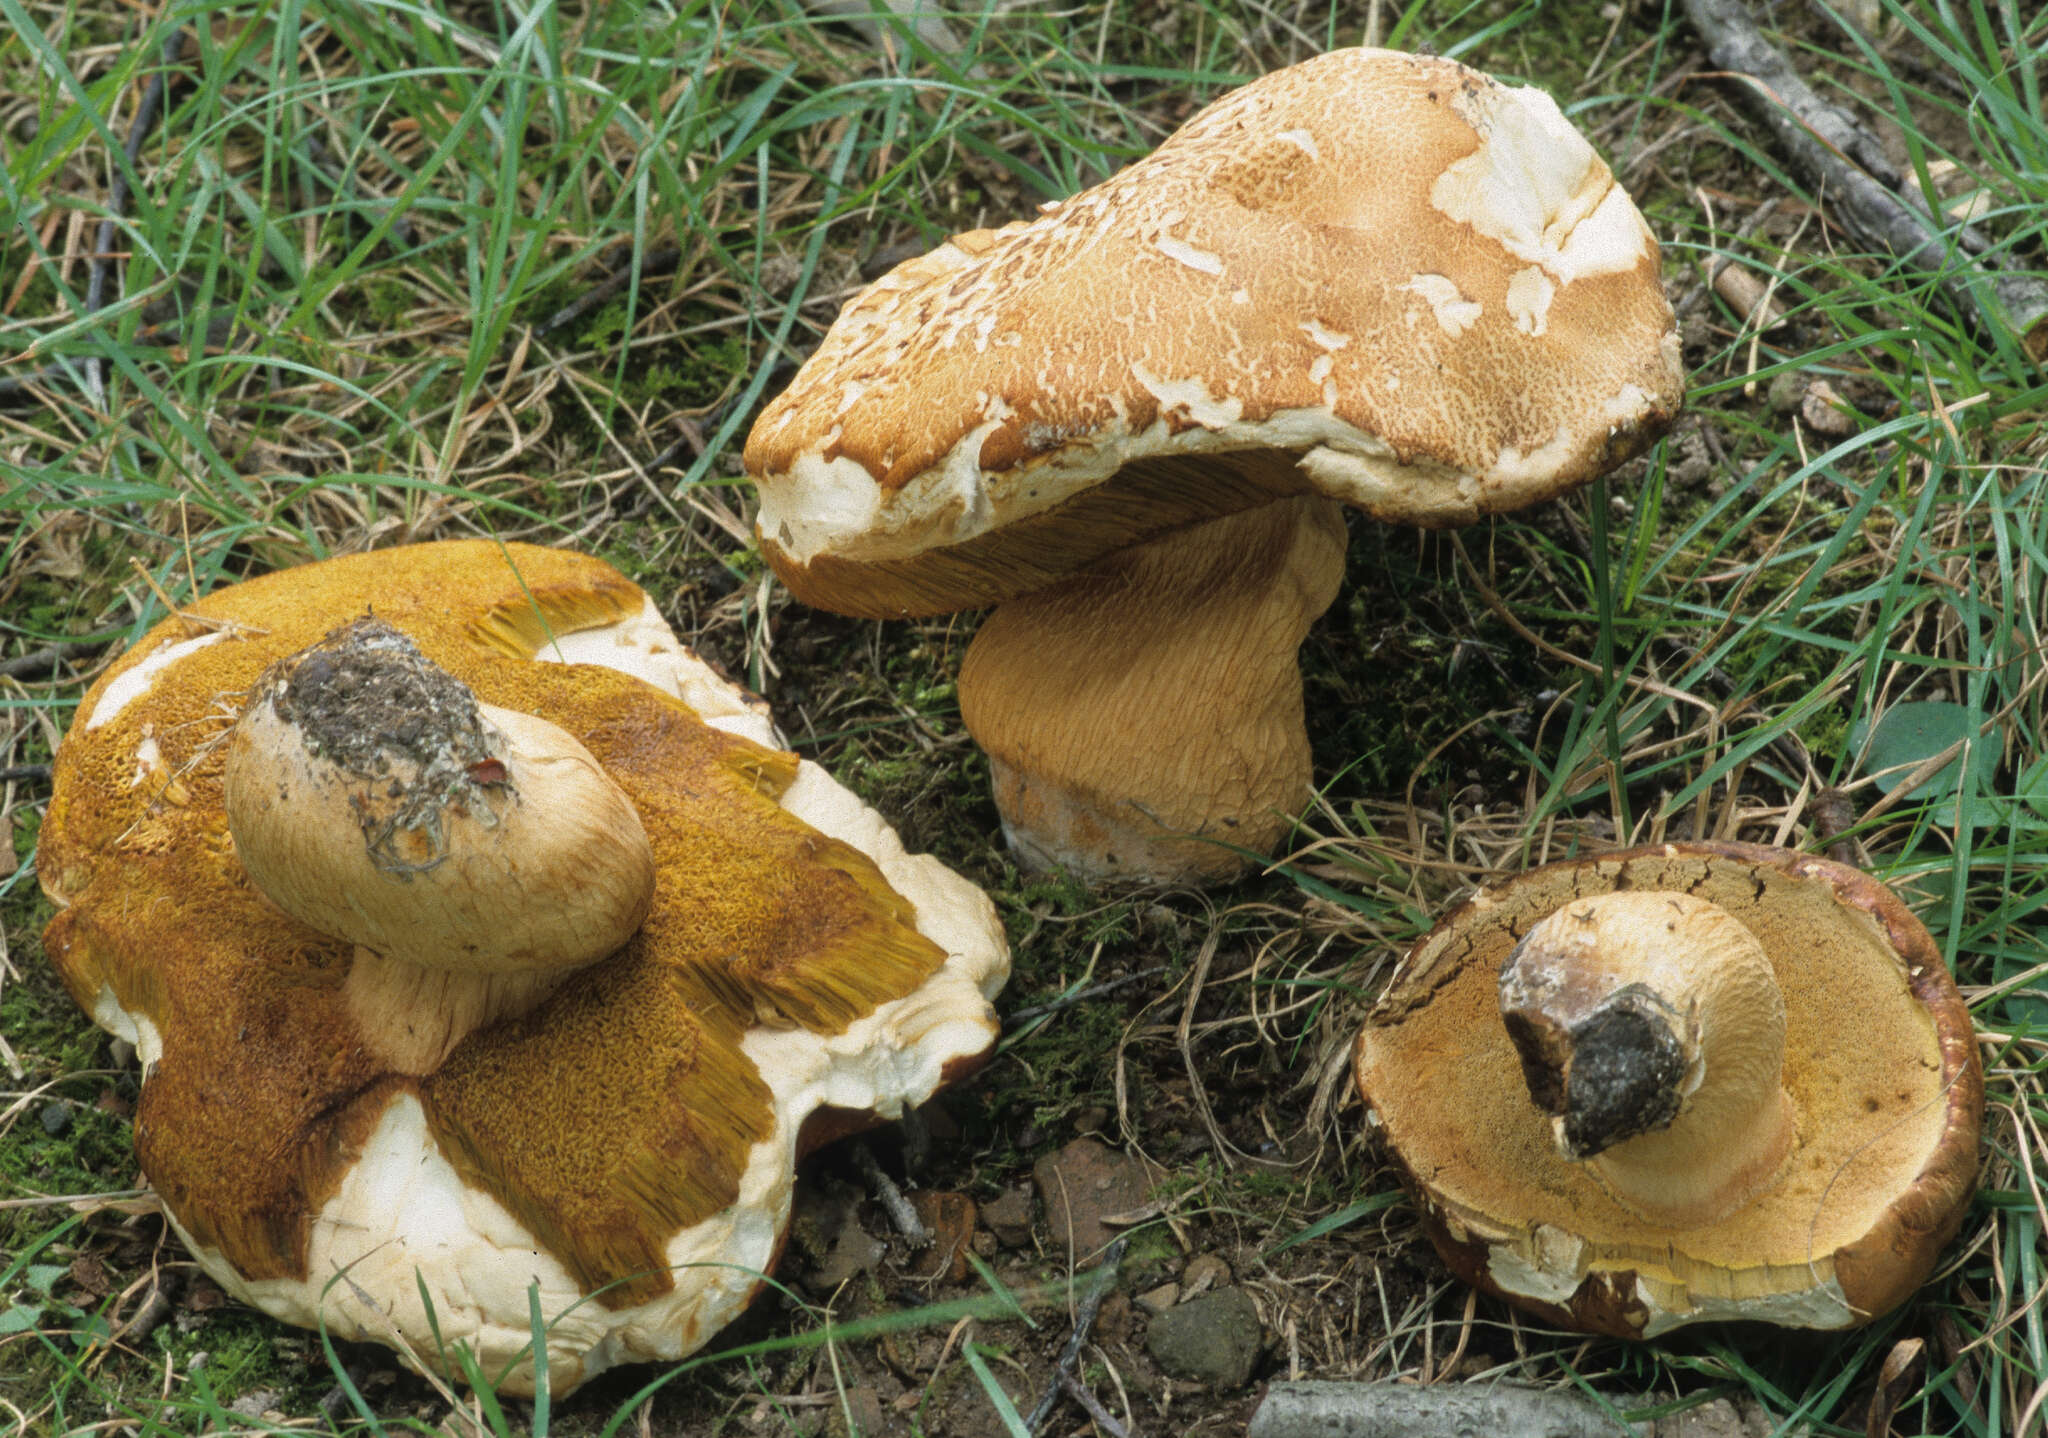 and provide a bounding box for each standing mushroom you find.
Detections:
[1353,842,1982,1336]
[38,540,1009,1394]
[746,47,1685,885]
